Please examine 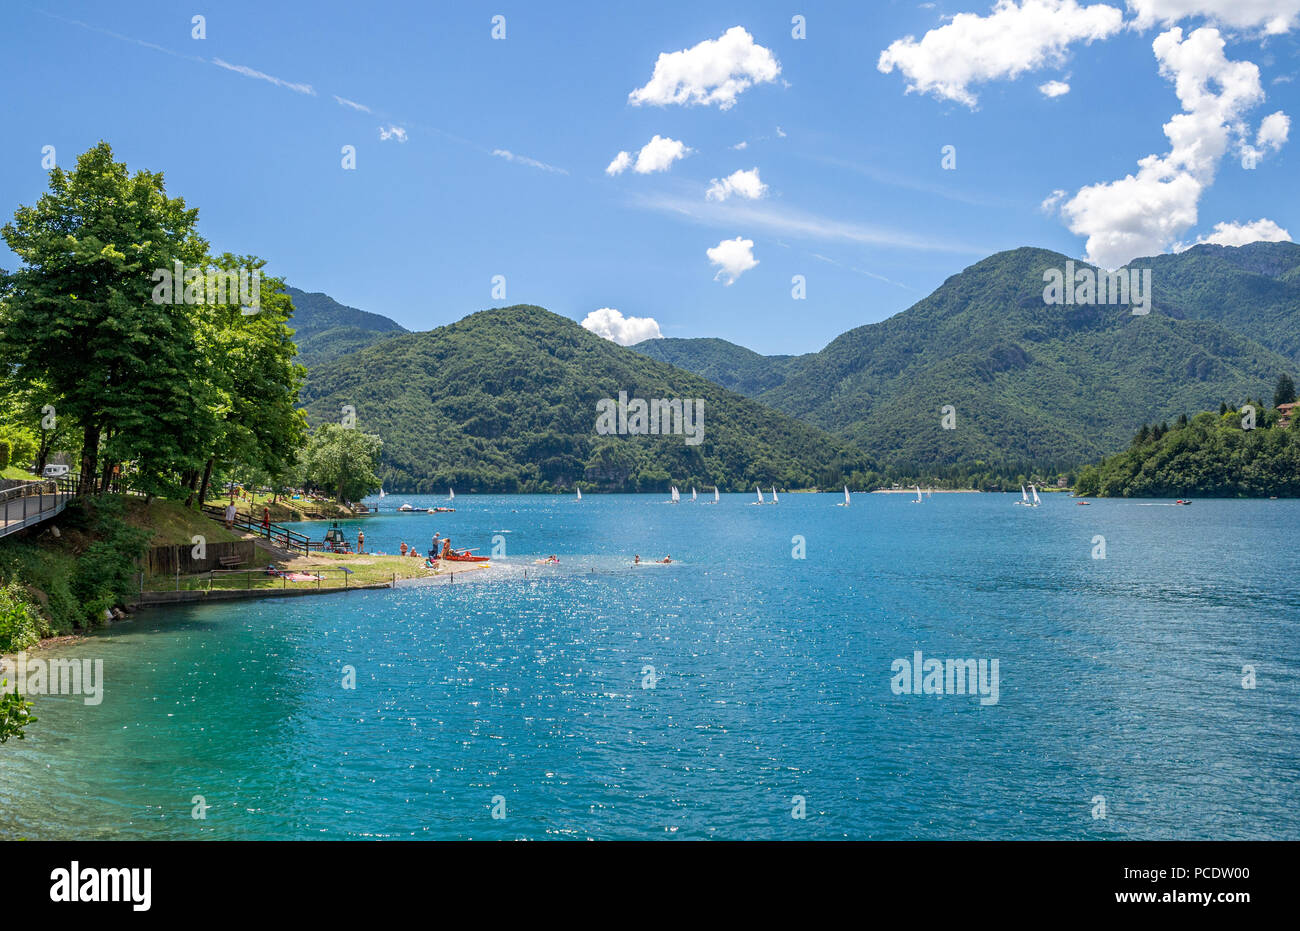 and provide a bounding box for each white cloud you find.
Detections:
[706,237,759,284]
[877,0,1123,107]
[492,149,568,174]
[1187,218,1293,247]
[379,125,408,142]
[580,308,663,345]
[1256,110,1291,149]
[212,58,315,95]
[1128,1,1300,35]
[732,141,749,150]
[633,135,692,173]
[1056,26,1270,268]
[706,168,768,202]
[1041,188,1069,212]
[629,26,781,110]
[605,151,632,175]
[1039,79,1072,96]
[334,95,371,113]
